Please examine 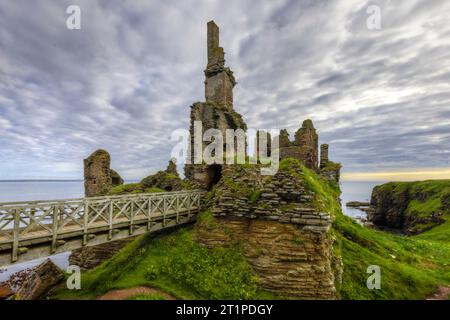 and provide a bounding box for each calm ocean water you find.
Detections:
[0,179,385,280]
